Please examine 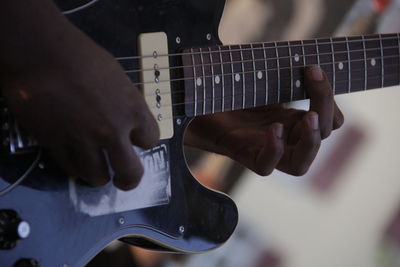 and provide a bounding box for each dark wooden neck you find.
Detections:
[182,33,400,117]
